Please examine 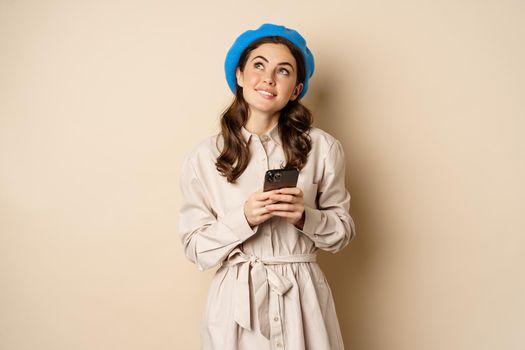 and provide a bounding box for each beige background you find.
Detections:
[1,0,524,349]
